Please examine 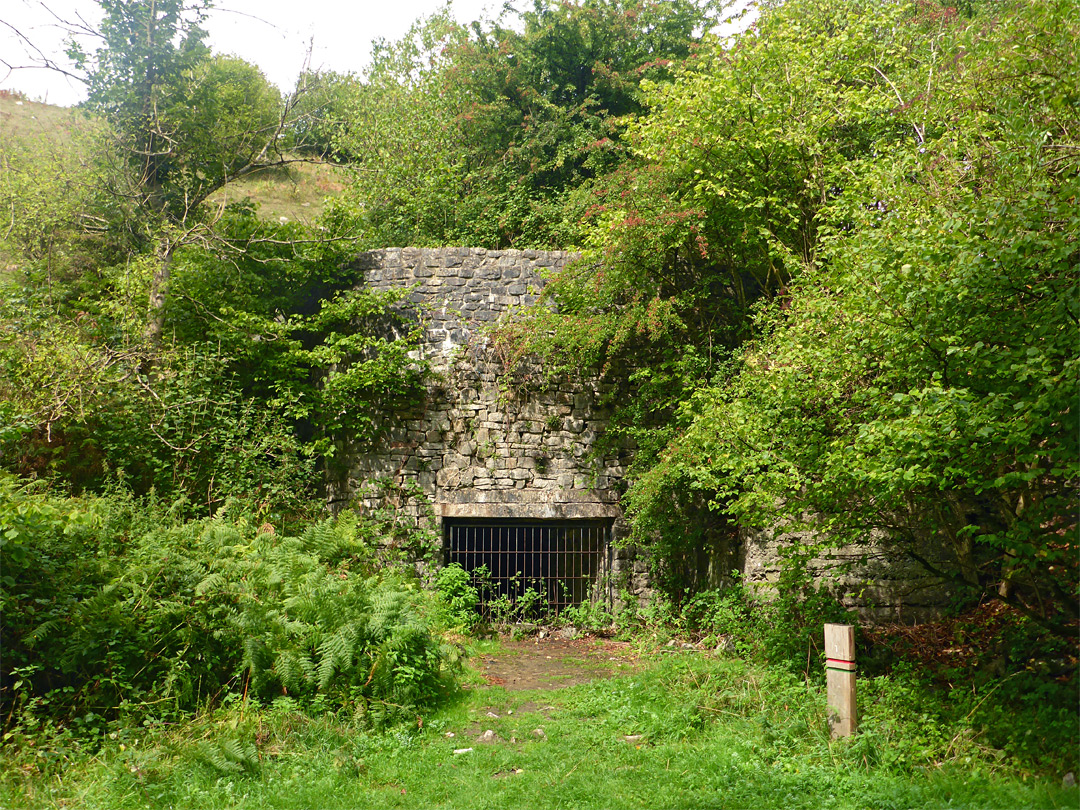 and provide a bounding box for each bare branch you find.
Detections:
[0,19,87,84]
[868,63,924,145]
